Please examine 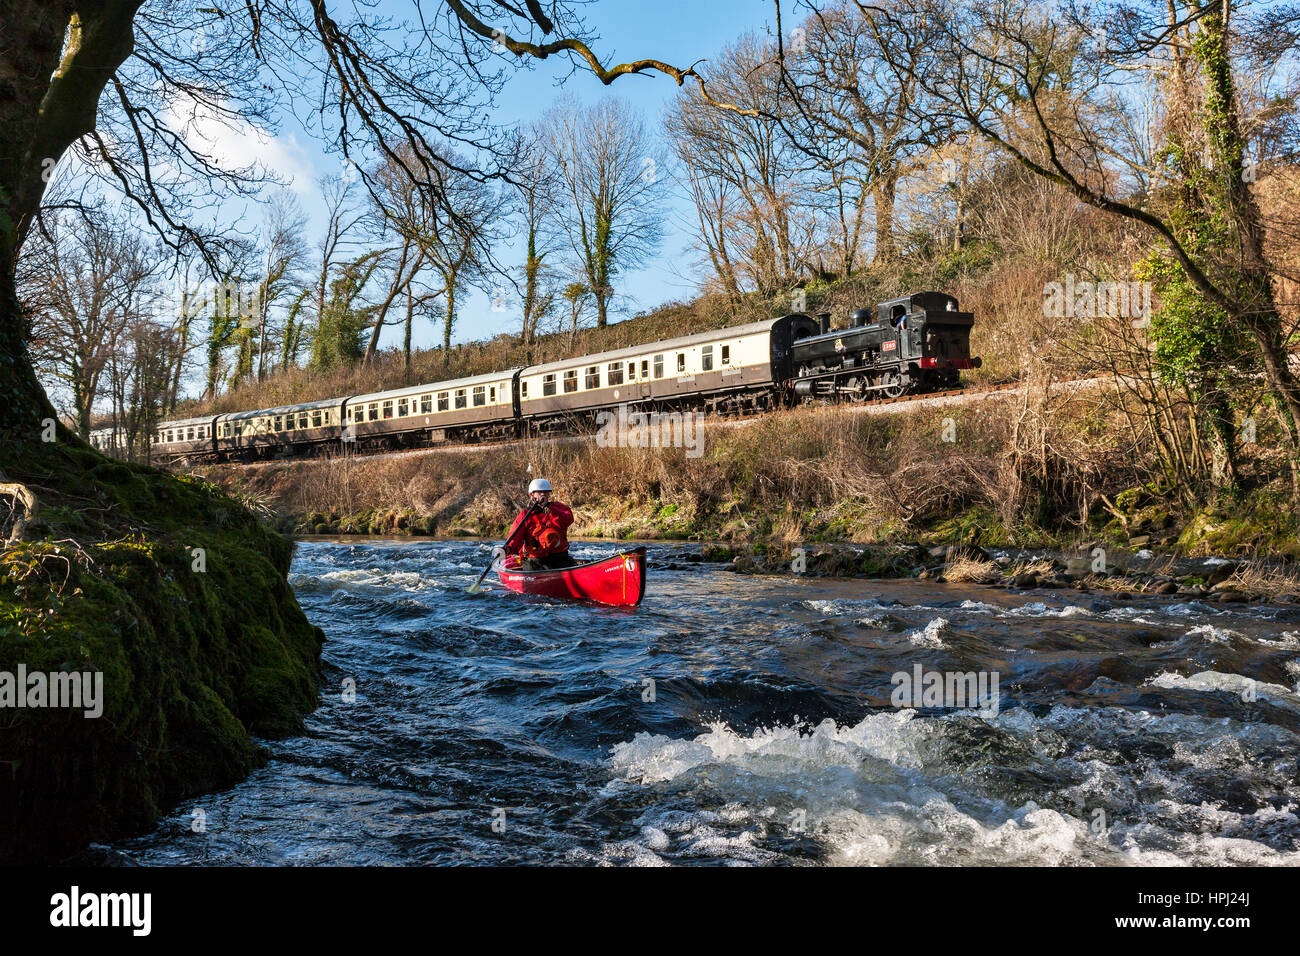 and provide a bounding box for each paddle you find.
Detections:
[468,500,539,594]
